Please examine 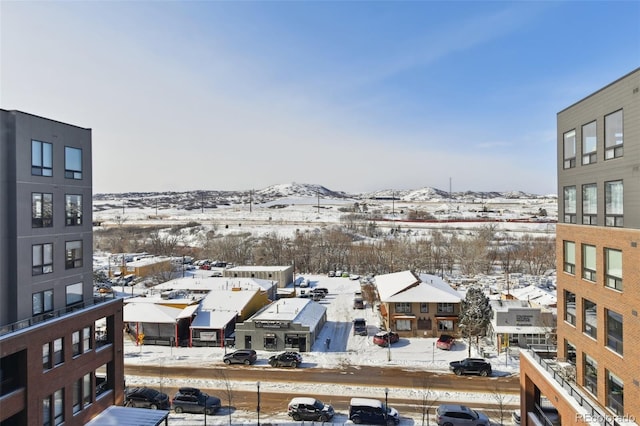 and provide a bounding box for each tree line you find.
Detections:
[94,217,555,278]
